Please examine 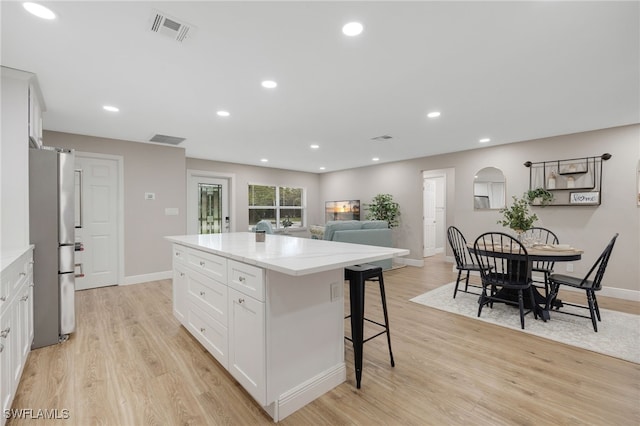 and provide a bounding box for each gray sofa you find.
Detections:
[323,220,393,270]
